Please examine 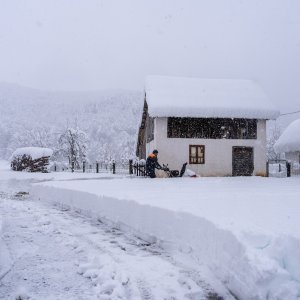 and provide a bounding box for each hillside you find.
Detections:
[0,82,143,163]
